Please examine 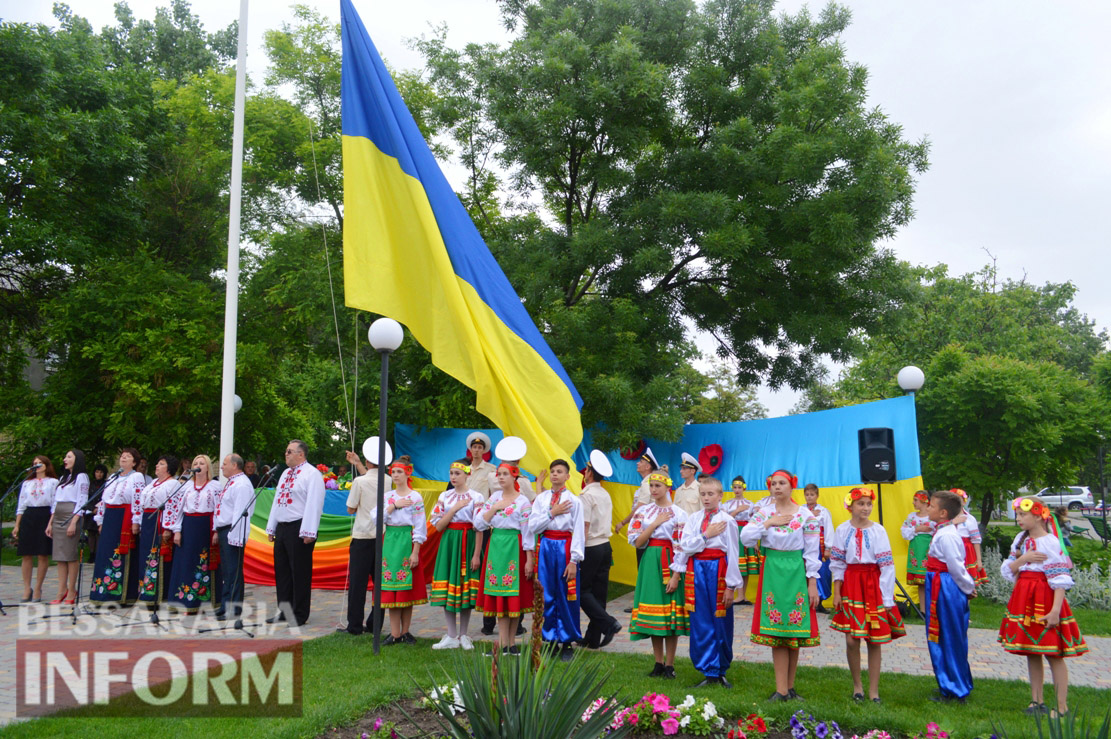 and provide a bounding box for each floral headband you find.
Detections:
[844,487,876,510]
[497,463,521,491]
[950,488,968,501]
[733,480,747,491]
[449,461,471,474]
[766,470,798,489]
[913,491,929,503]
[647,472,672,487]
[1012,497,1052,520]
